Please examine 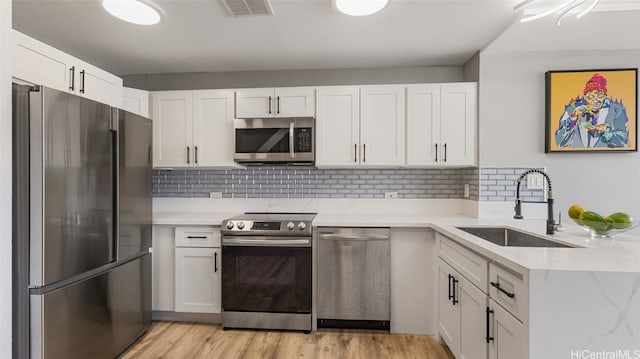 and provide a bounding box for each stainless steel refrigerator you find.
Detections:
[12,84,152,359]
